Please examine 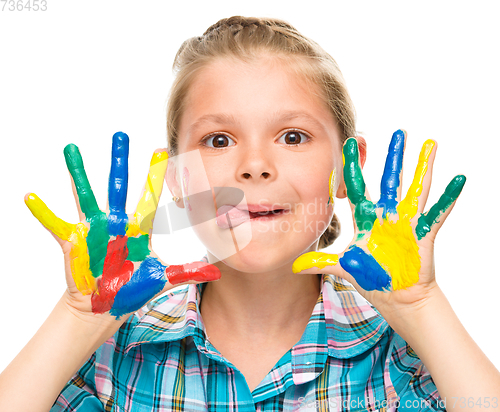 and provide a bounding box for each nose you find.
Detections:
[236,144,277,182]
[242,171,270,179]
